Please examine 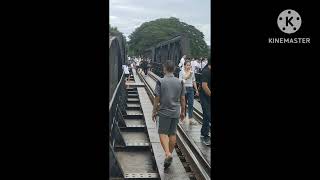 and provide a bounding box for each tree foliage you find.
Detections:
[128,17,209,58]
[109,25,122,37]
